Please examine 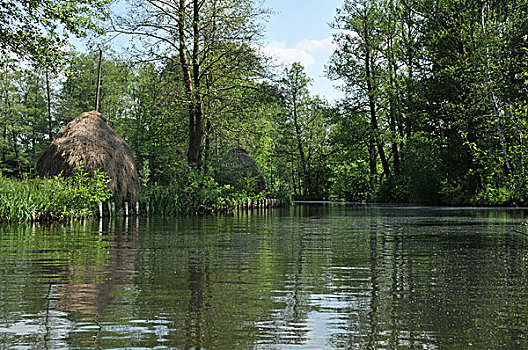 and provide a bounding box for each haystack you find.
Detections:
[35,111,140,203]
[224,147,266,194]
